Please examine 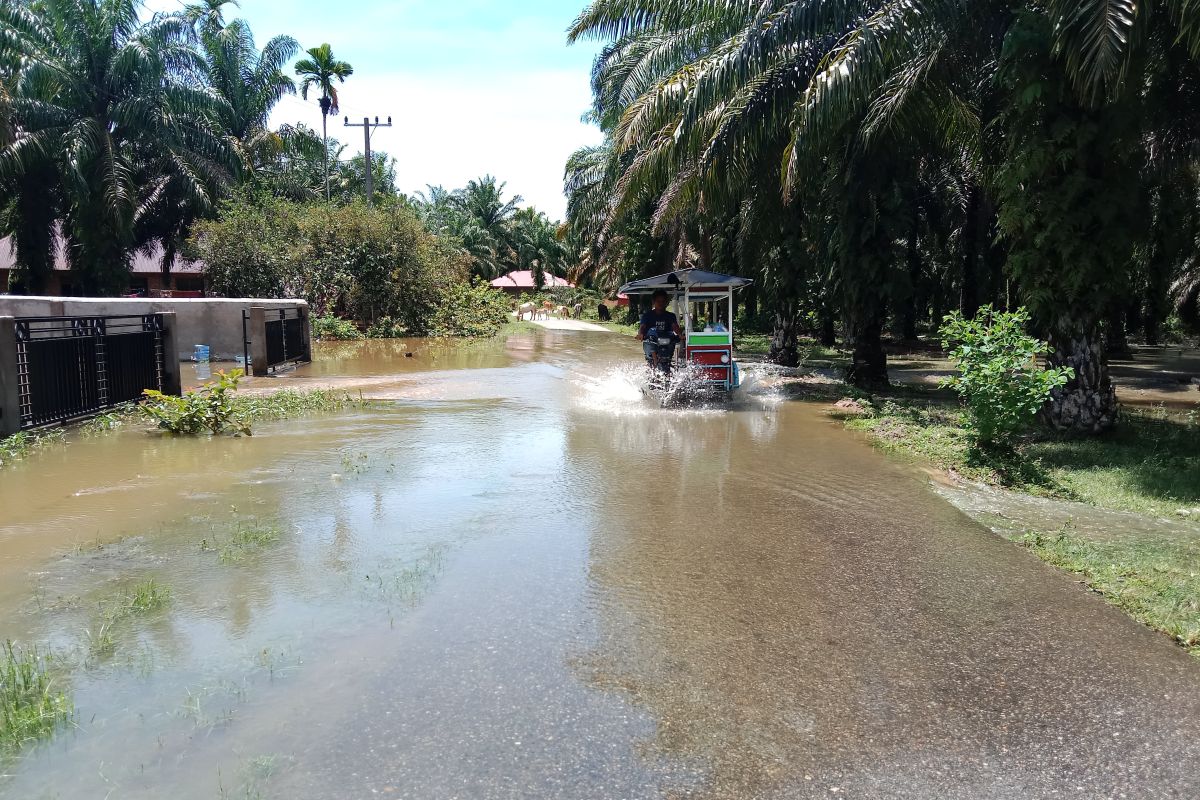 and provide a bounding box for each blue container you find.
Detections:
[193,345,211,363]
